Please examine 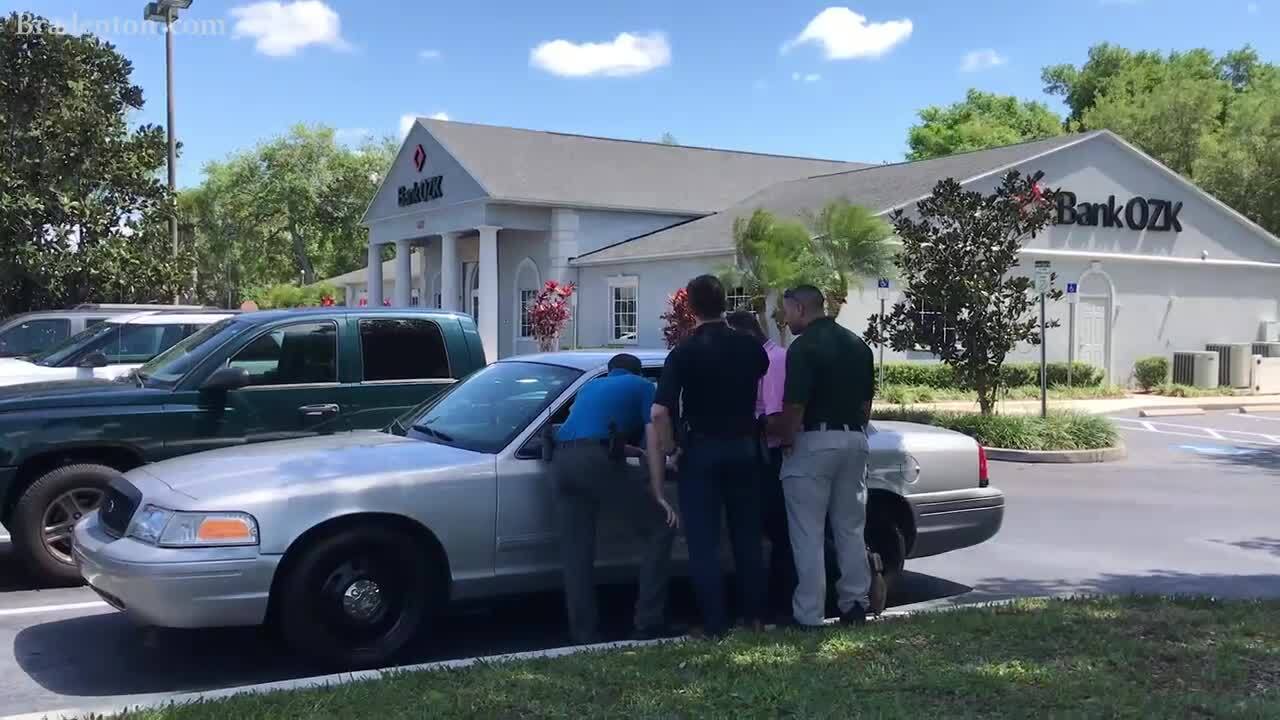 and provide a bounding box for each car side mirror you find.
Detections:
[201,366,250,393]
[77,352,109,369]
